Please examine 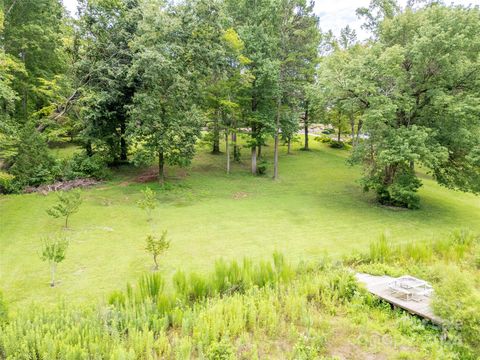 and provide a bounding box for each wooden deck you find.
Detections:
[355,273,443,325]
